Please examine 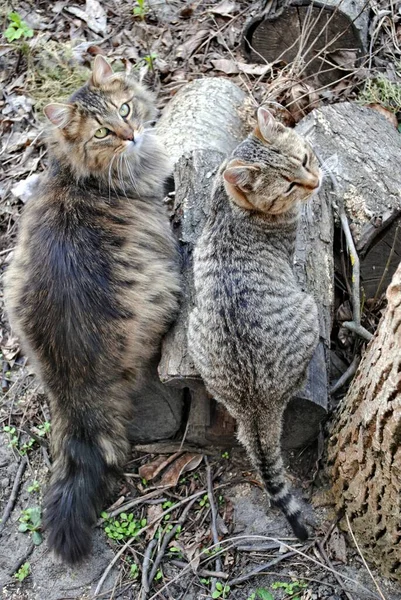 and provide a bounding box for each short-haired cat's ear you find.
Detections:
[223,160,261,210]
[90,55,114,87]
[44,103,73,128]
[256,106,285,142]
